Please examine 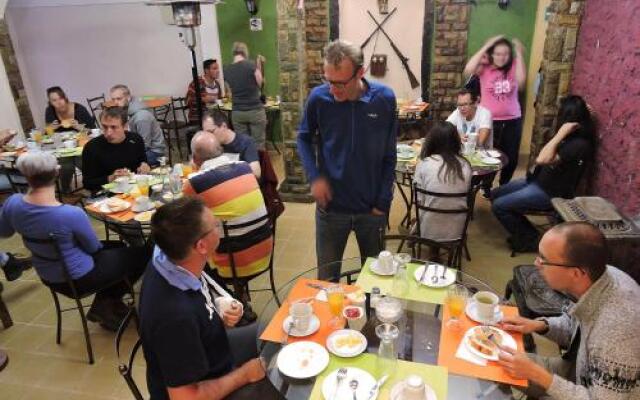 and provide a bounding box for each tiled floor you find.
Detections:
[0,153,555,399]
